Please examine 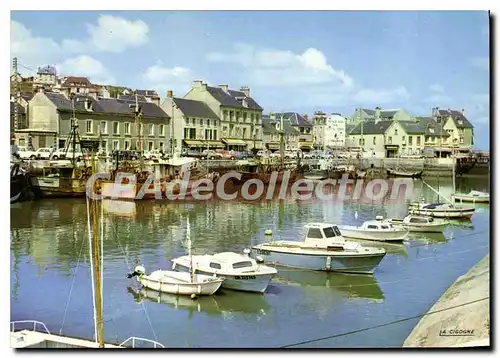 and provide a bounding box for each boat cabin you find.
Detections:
[207,252,258,272]
[361,216,395,230]
[303,223,345,248]
[405,215,434,224]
